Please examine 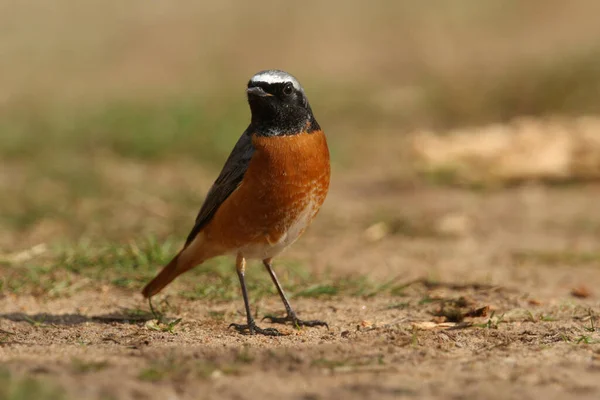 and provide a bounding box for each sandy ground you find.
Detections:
[1,178,600,400]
